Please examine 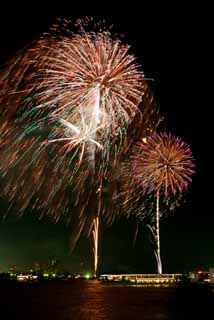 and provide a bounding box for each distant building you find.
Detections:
[48,258,59,274]
[33,262,41,273]
[209,268,214,284]
[9,265,17,275]
[189,269,214,284]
